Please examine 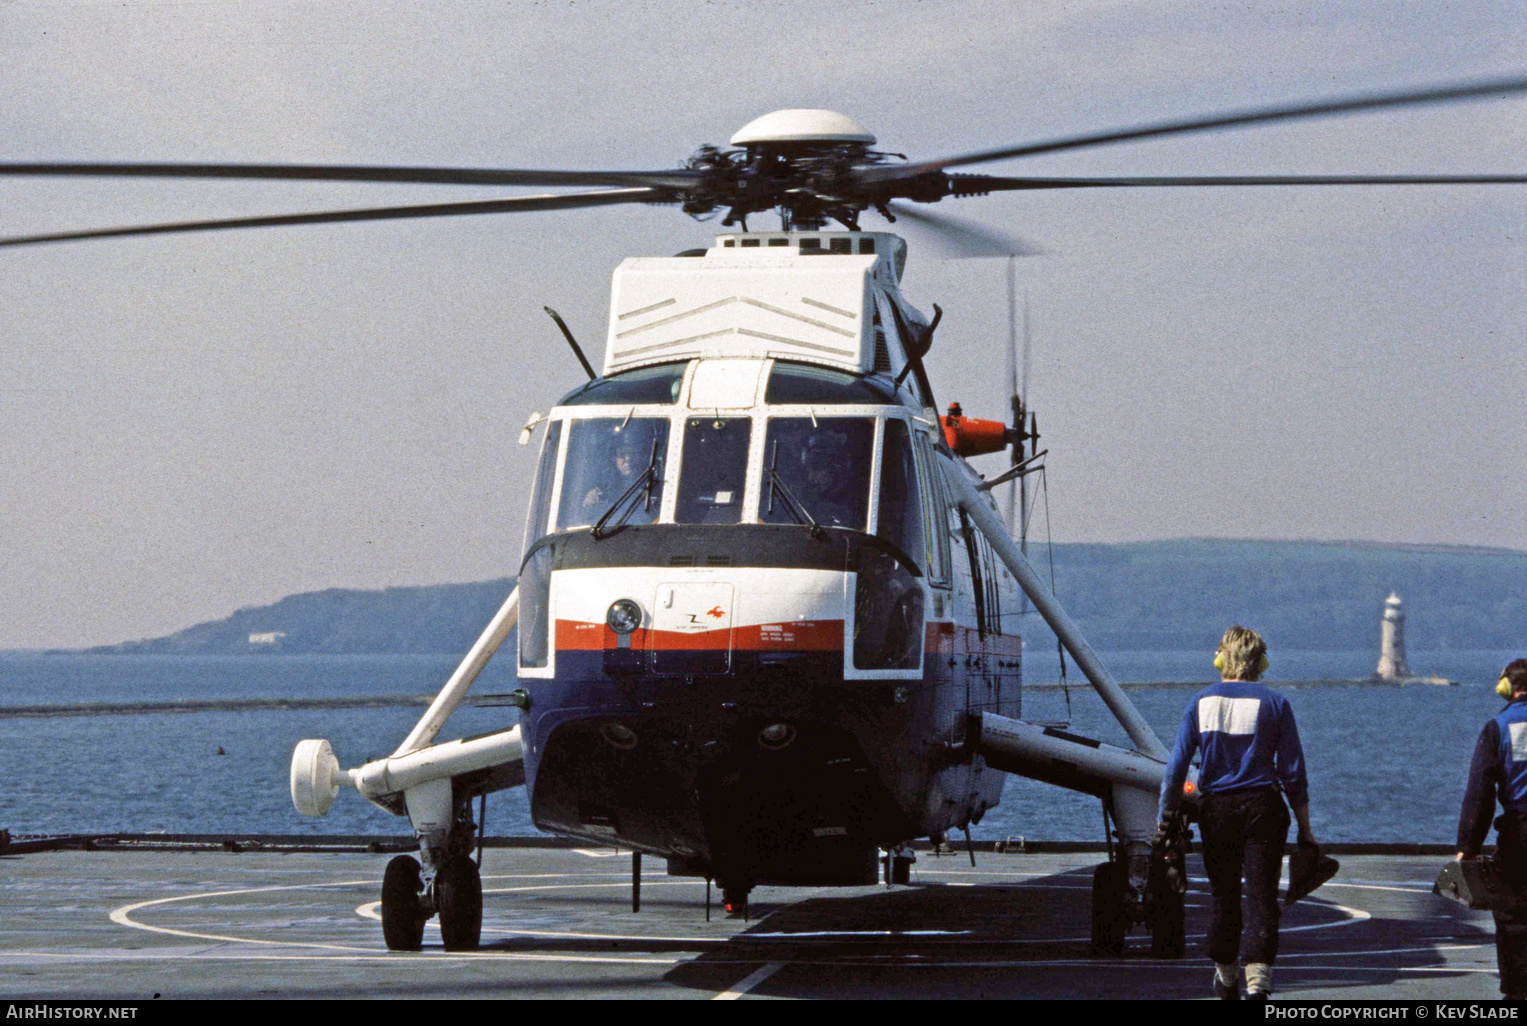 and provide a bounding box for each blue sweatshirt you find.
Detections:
[1456,697,1527,856]
[1158,679,1309,820]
